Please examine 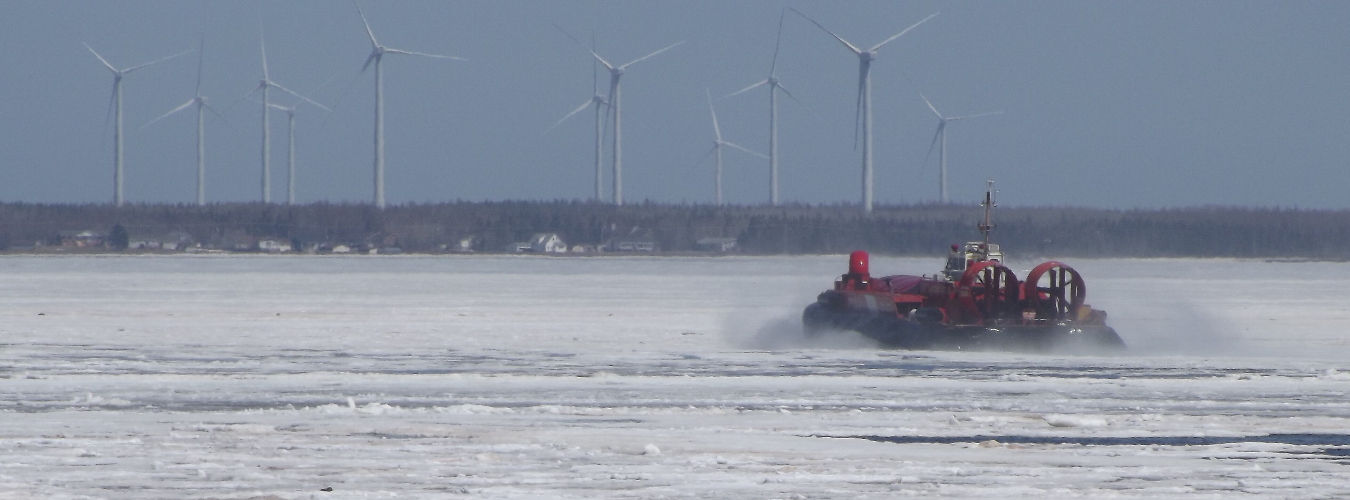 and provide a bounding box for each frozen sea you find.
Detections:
[2,254,1350,499]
